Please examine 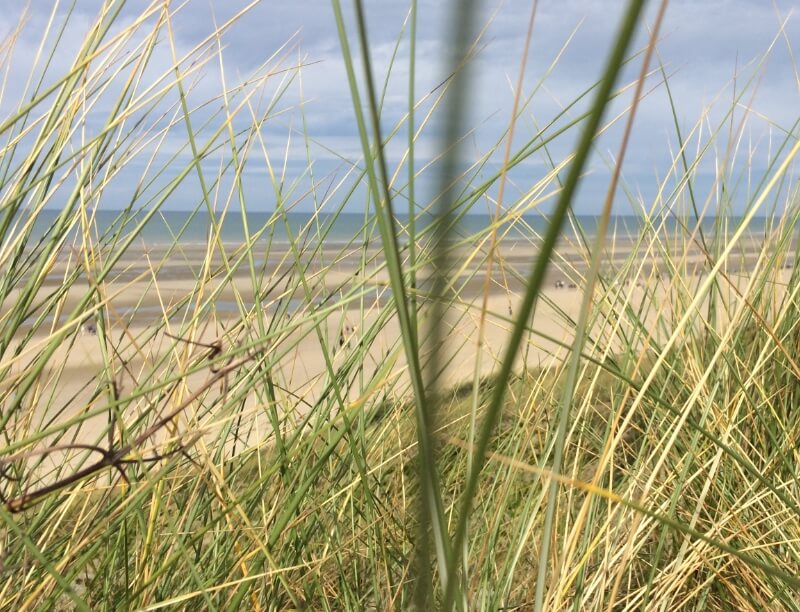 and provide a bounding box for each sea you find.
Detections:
[9,208,780,248]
